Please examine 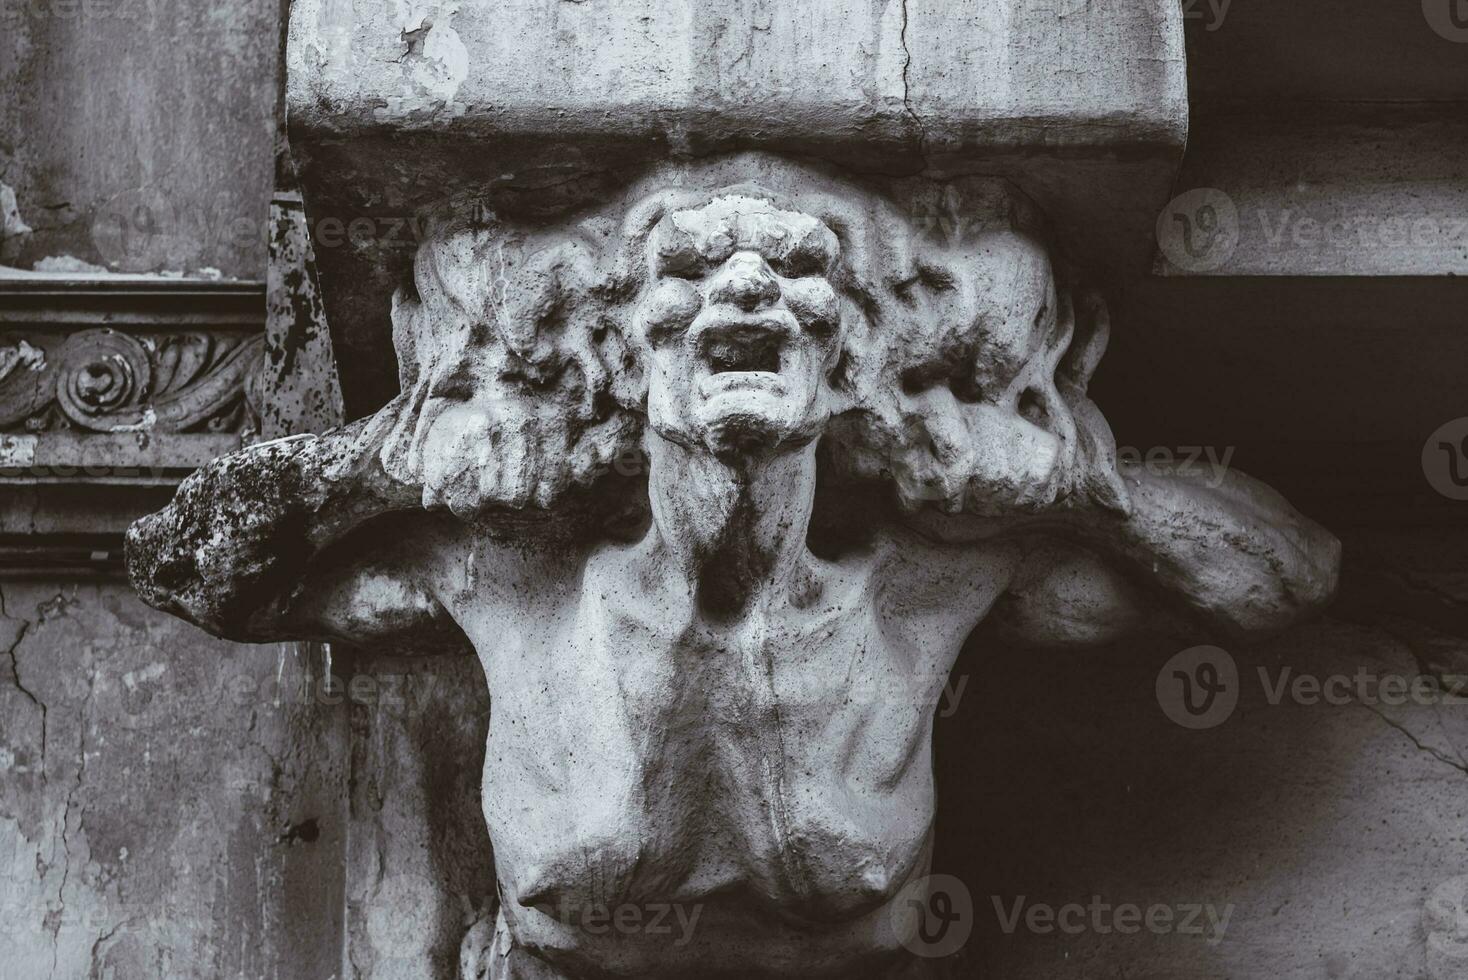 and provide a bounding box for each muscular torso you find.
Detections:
[435,526,1017,978]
